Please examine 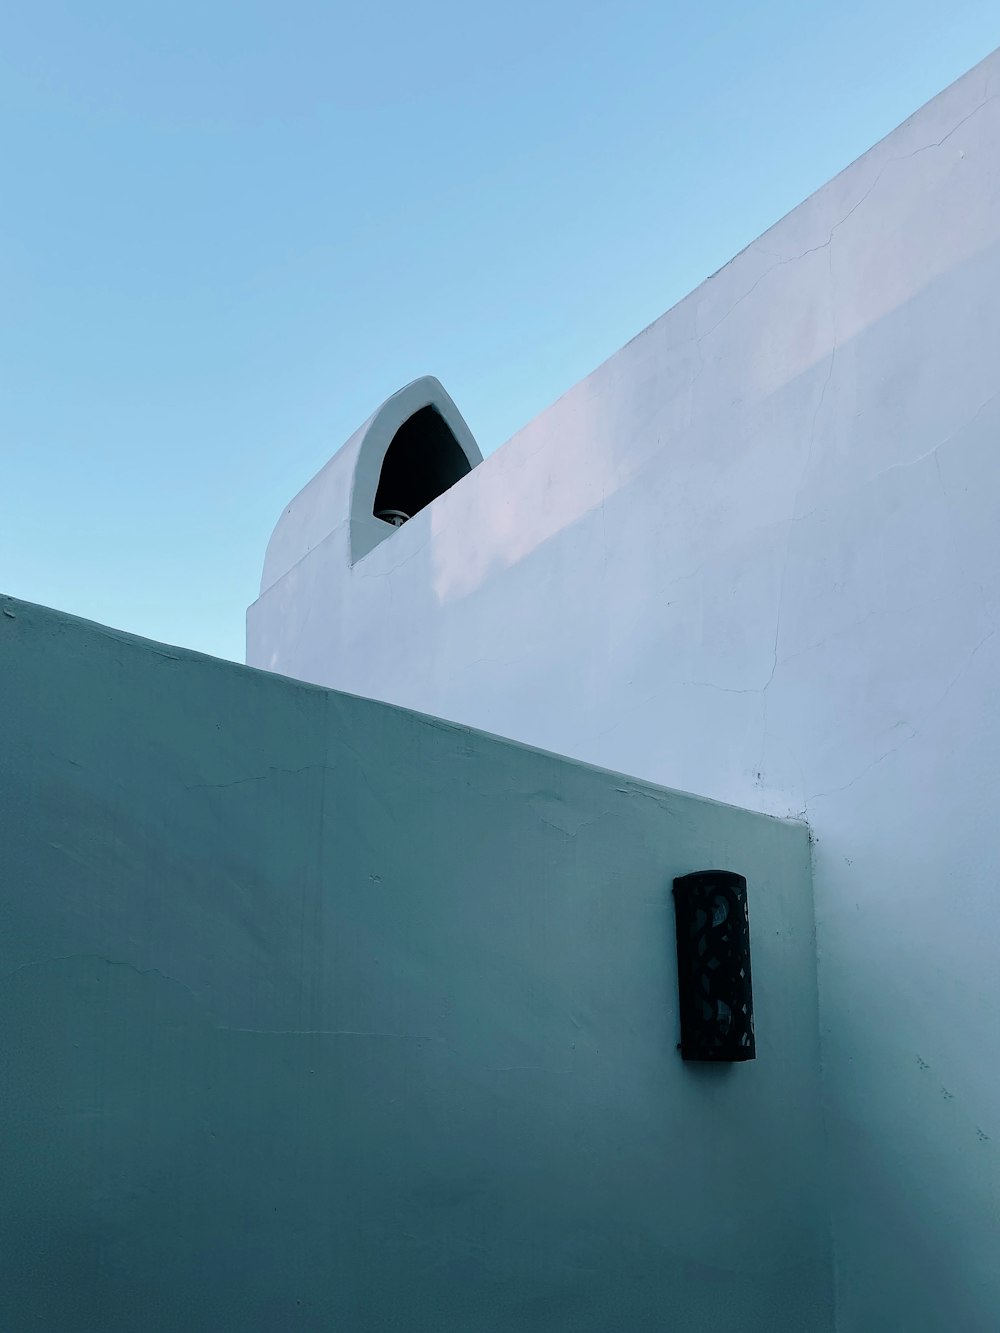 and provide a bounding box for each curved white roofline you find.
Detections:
[259,375,481,594]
